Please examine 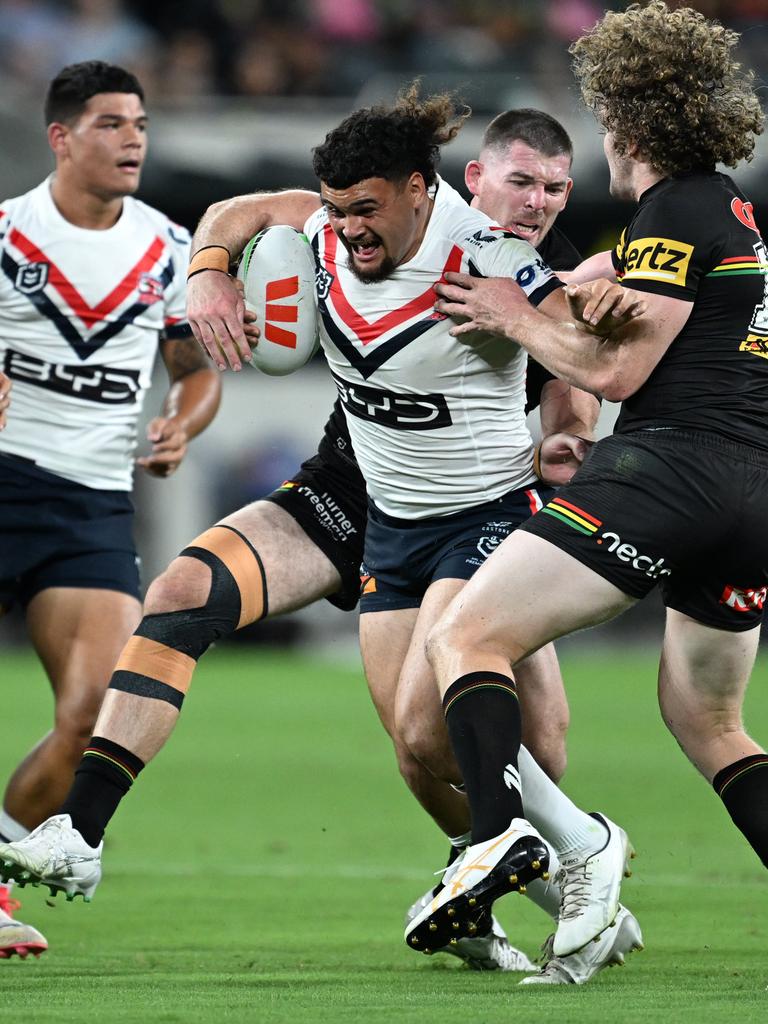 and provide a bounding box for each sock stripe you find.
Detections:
[713,754,768,797]
[110,671,185,709]
[82,749,138,784]
[443,672,517,717]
